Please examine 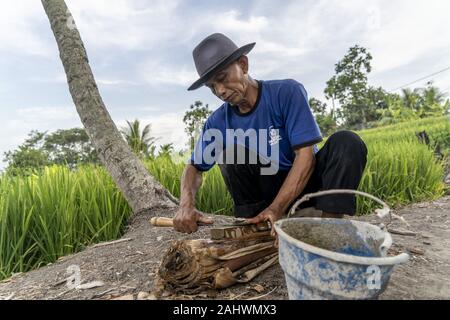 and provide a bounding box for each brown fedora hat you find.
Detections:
[187,33,255,91]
